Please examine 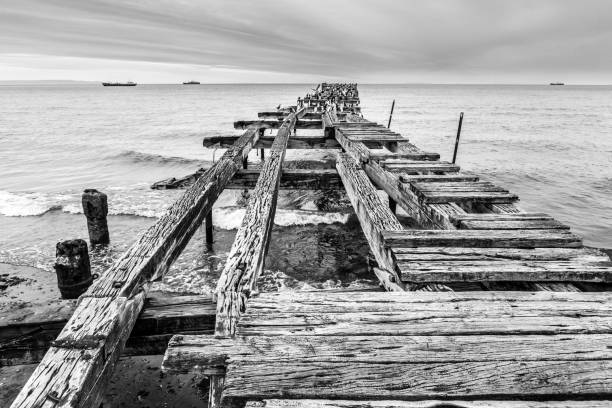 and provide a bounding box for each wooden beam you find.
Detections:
[246,399,612,408]
[382,229,583,248]
[234,120,322,129]
[9,126,262,408]
[0,294,215,366]
[215,110,301,337]
[335,153,405,291]
[204,134,340,149]
[152,168,344,191]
